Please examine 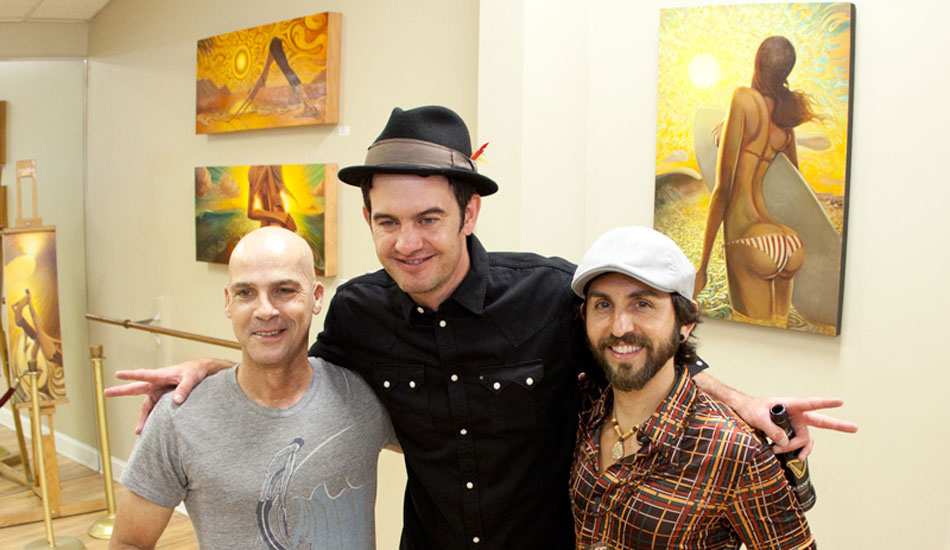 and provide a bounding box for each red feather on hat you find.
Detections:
[470,142,489,161]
